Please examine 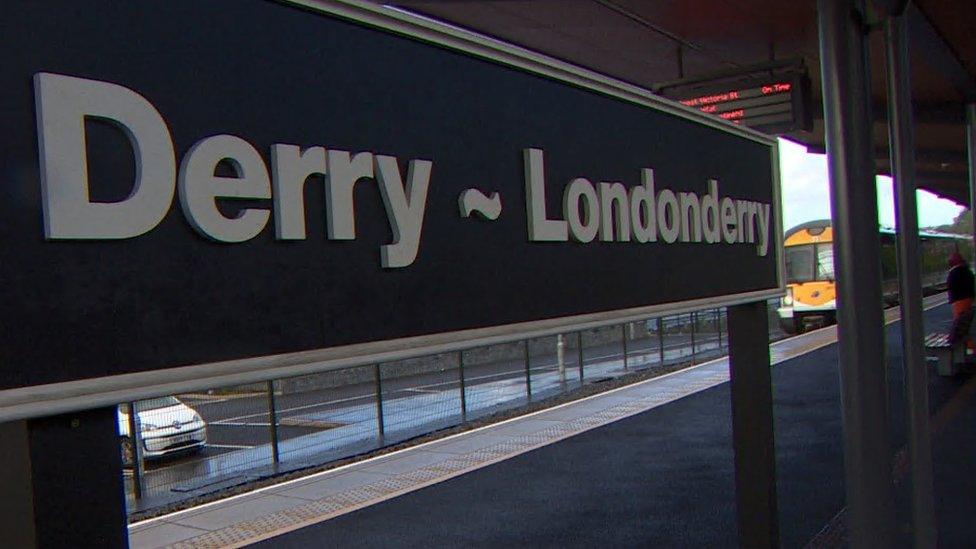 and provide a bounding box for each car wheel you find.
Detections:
[120,436,135,469]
